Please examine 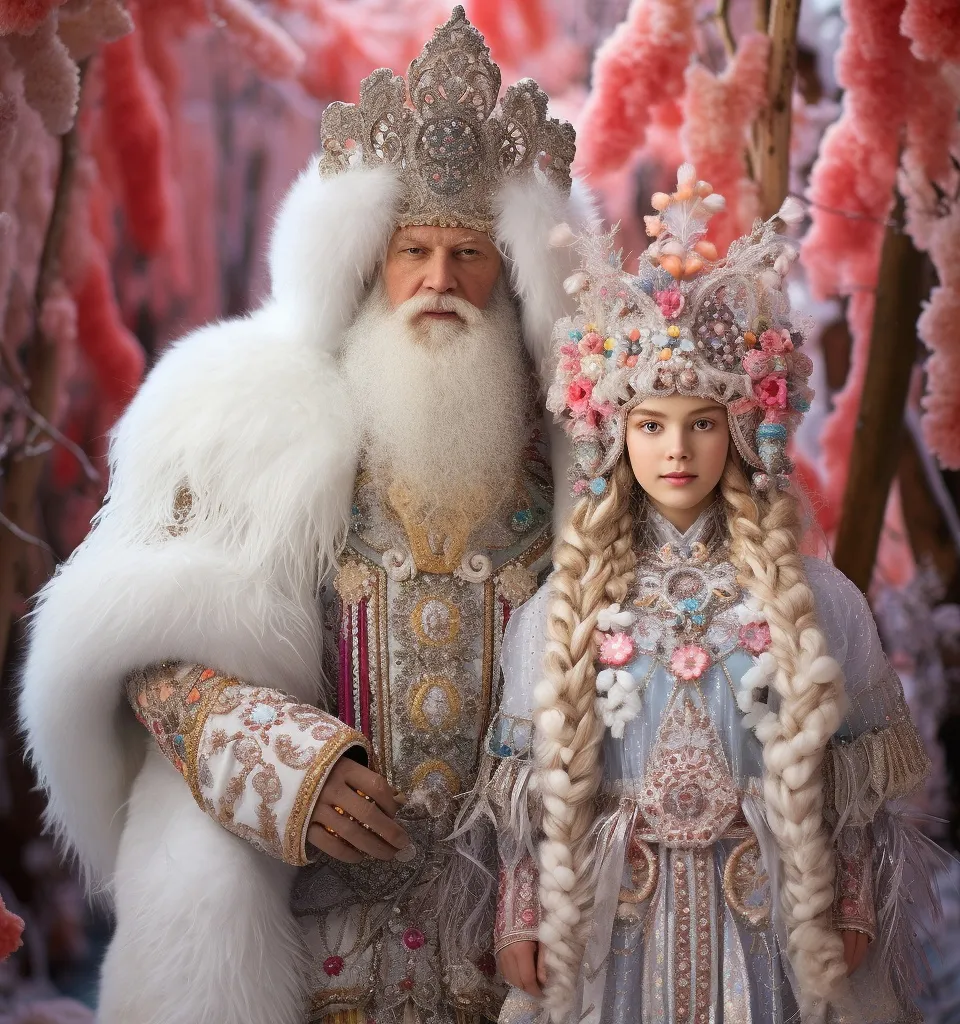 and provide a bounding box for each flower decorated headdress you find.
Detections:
[317,6,576,232]
[547,164,812,496]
